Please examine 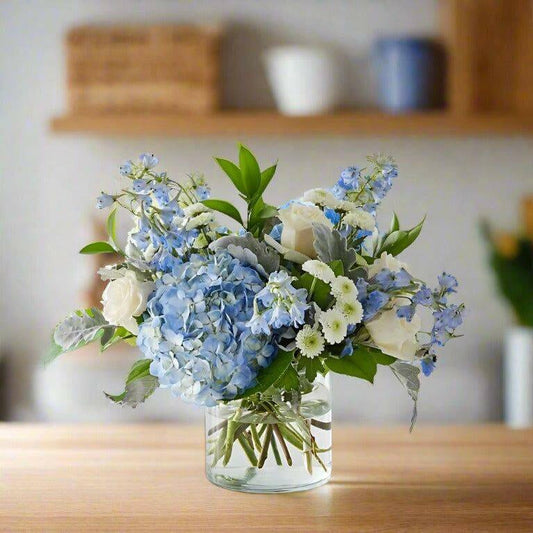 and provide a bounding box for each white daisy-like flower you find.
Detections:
[302,188,340,209]
[335,298,363,325]
[186,211,214,229]
[296,325,325,358]
[183,202,210,218]
[330,276,358,301]
[341,209,376,231]
[319,308,348,344]
[338,200,361,212]
[302,260,336,283]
